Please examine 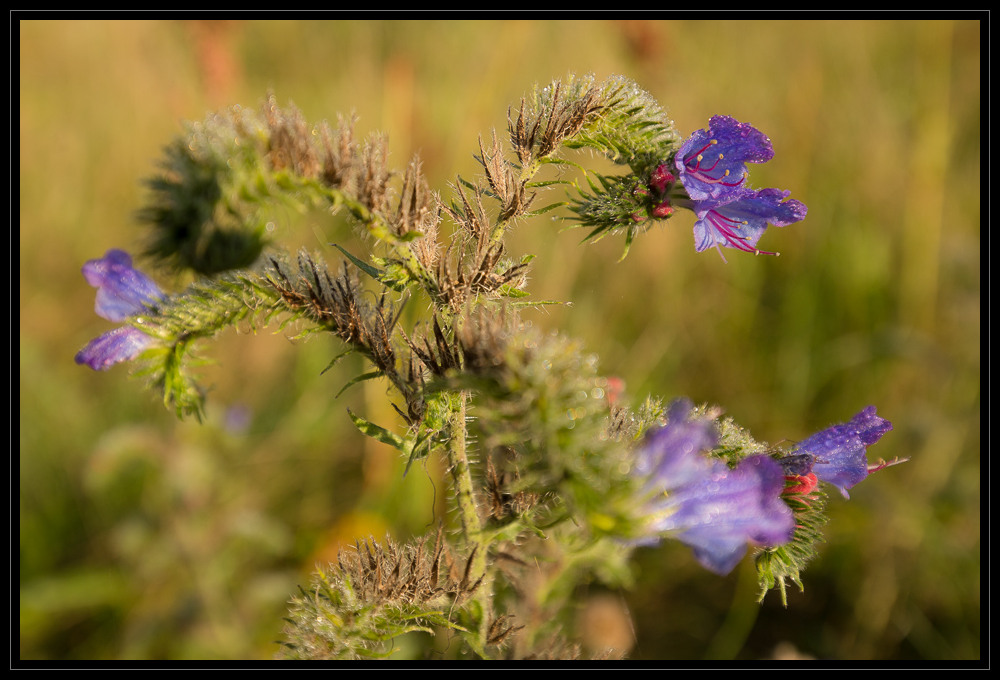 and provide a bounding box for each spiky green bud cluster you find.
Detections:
[280,530,492,659]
